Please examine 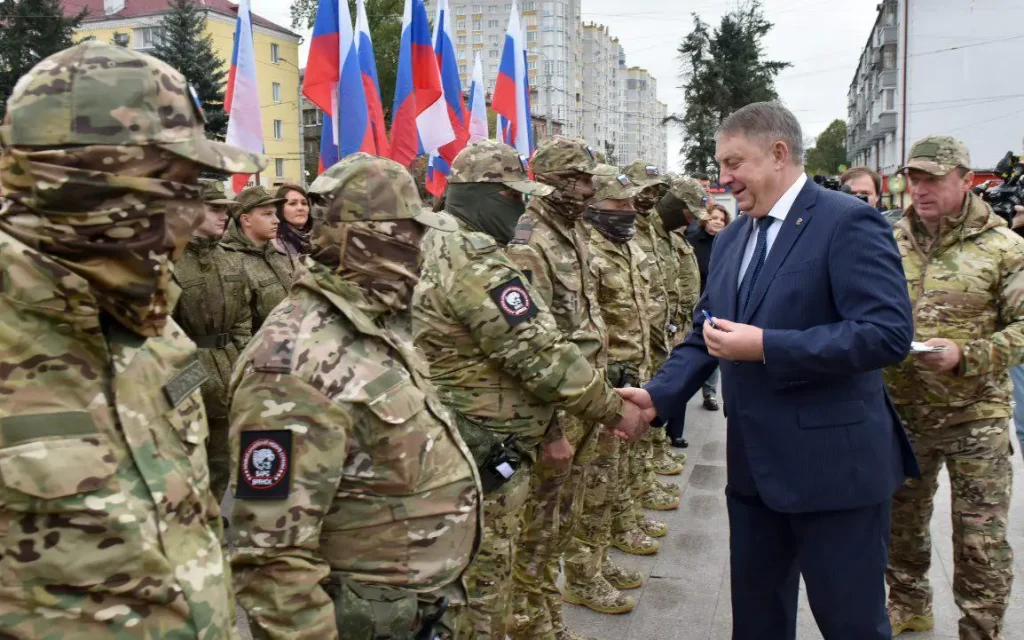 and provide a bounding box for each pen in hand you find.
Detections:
[702,309,718,329]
